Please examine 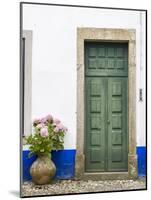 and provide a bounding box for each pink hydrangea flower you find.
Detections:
[33,118,41,126]
[40,127,49,137]
[54,126,60,133]
[55,123,68,132]
[53,118,61,124]
[33,115,68,135]
[37,123,44,129]
[45,114,53,122]
[41,114,53,124]
[40,117,47,124]
[56,123,64,130]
